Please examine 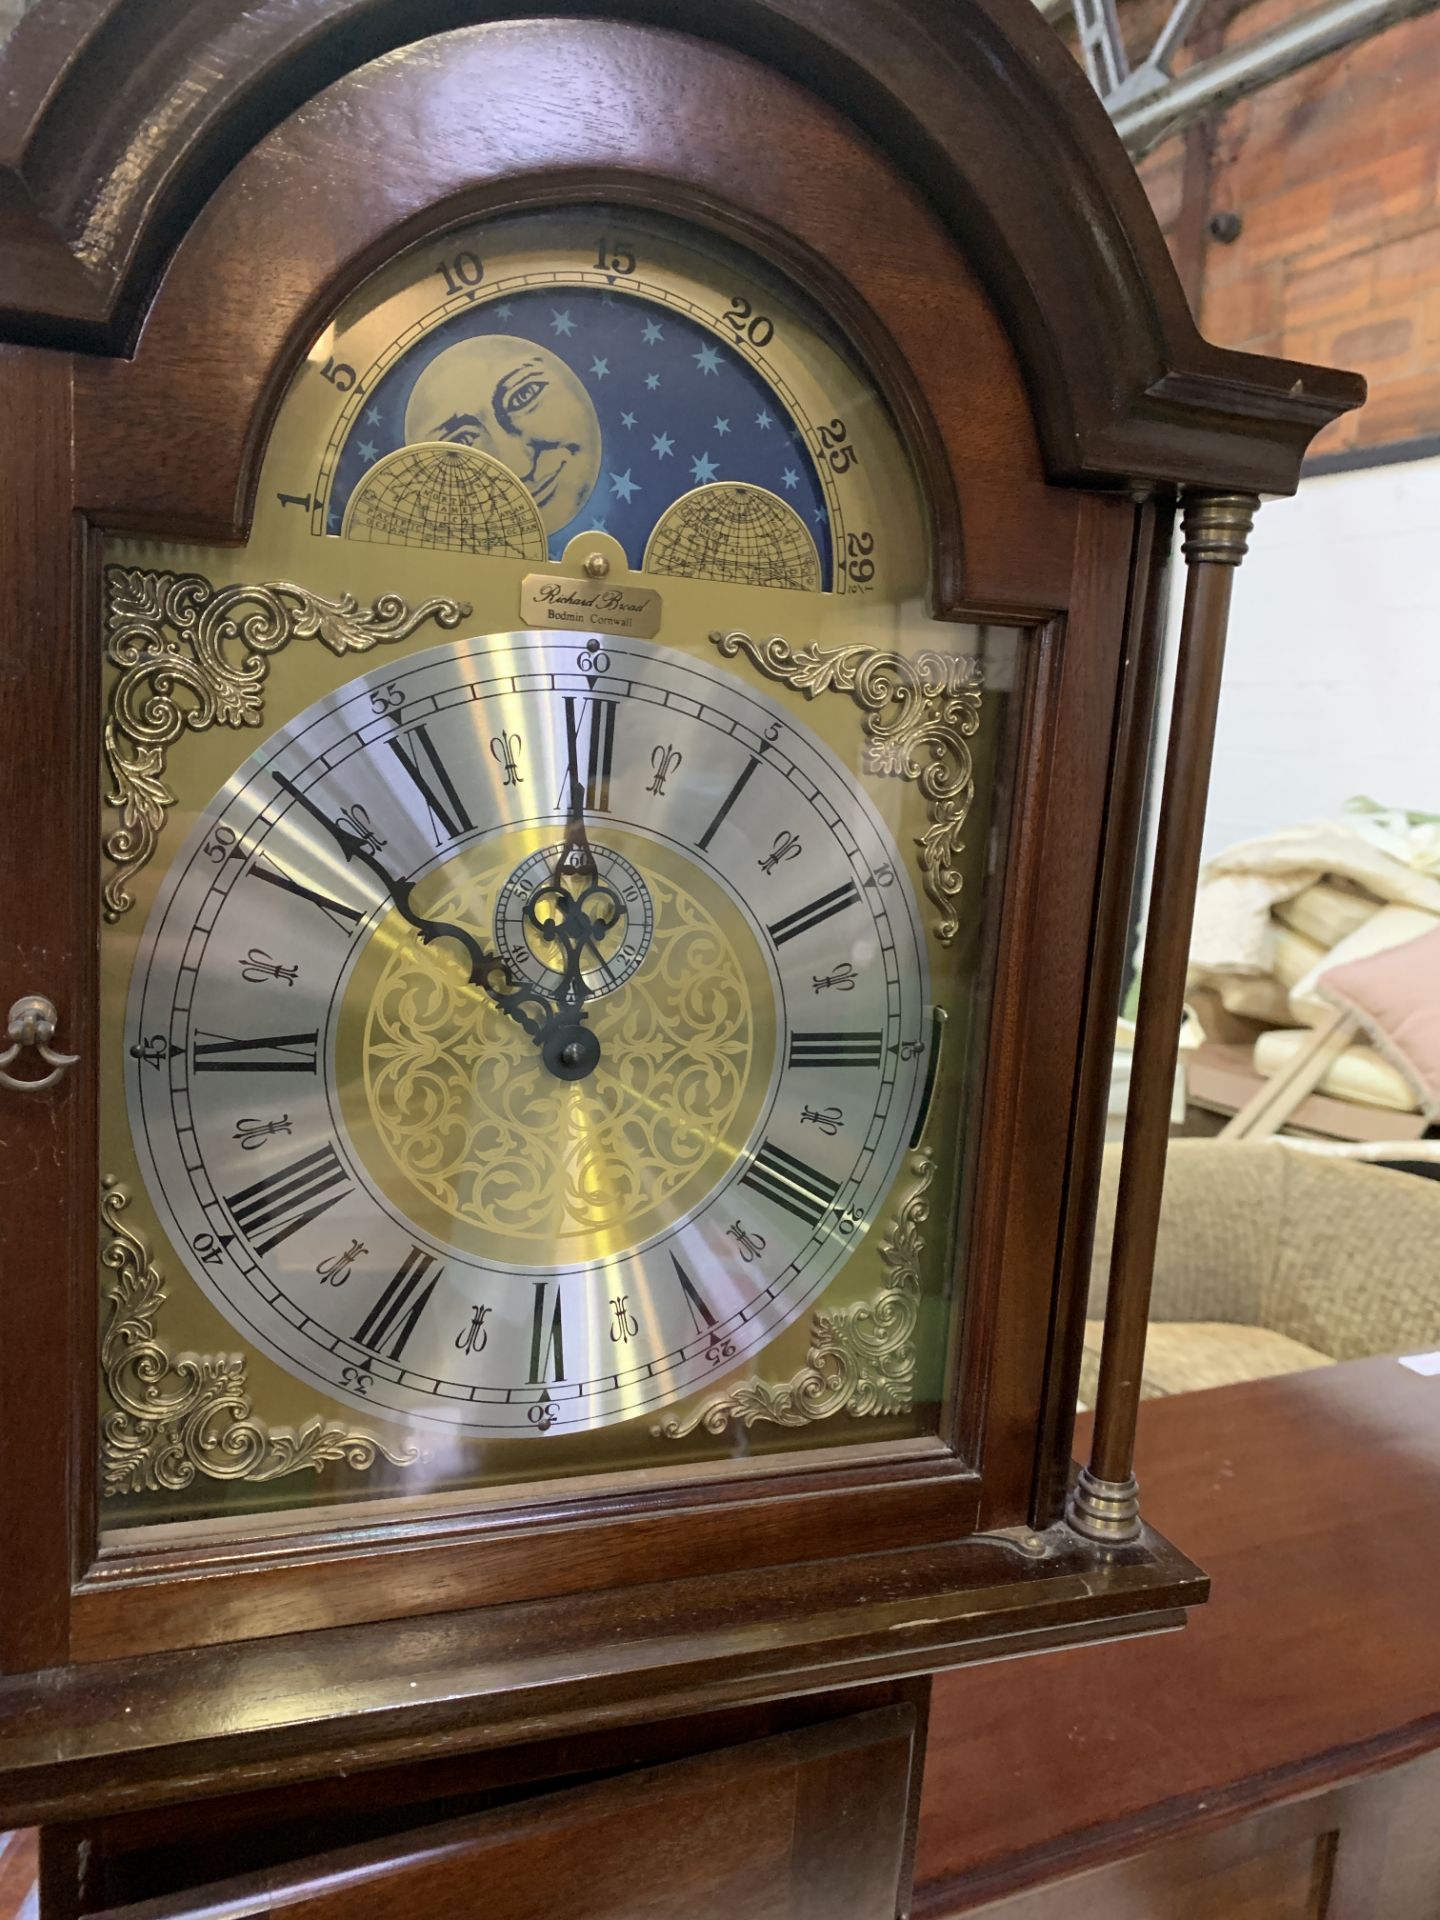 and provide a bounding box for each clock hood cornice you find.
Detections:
[0,0,1362,496]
